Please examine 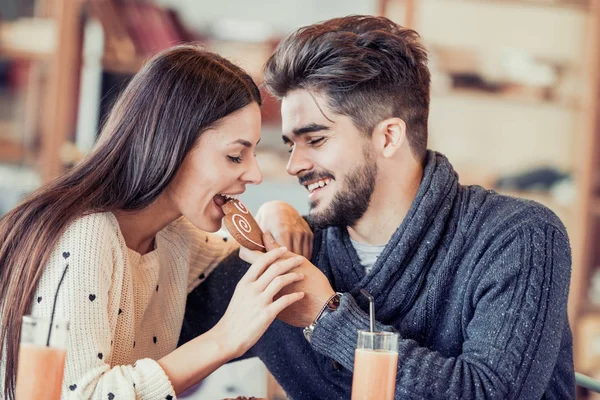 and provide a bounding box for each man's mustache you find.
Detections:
[298,171,335,186]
